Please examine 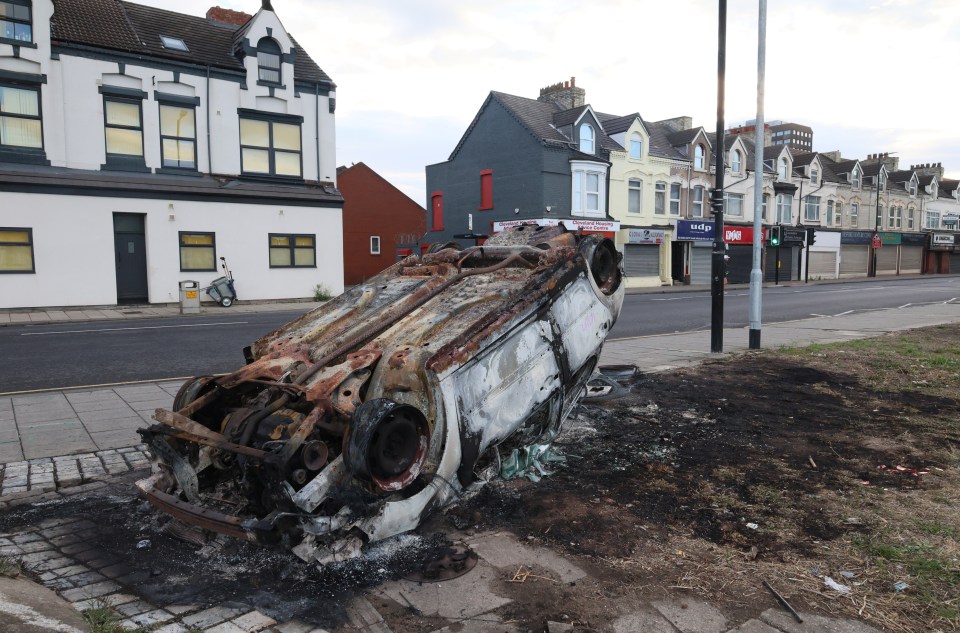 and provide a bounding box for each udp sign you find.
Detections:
[723,226,763,244]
